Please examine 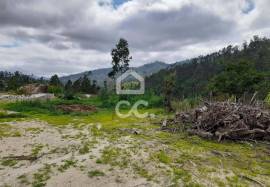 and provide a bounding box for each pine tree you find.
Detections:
[65,80,73,92]
[81,75,91,93]
[72,77,82,92]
